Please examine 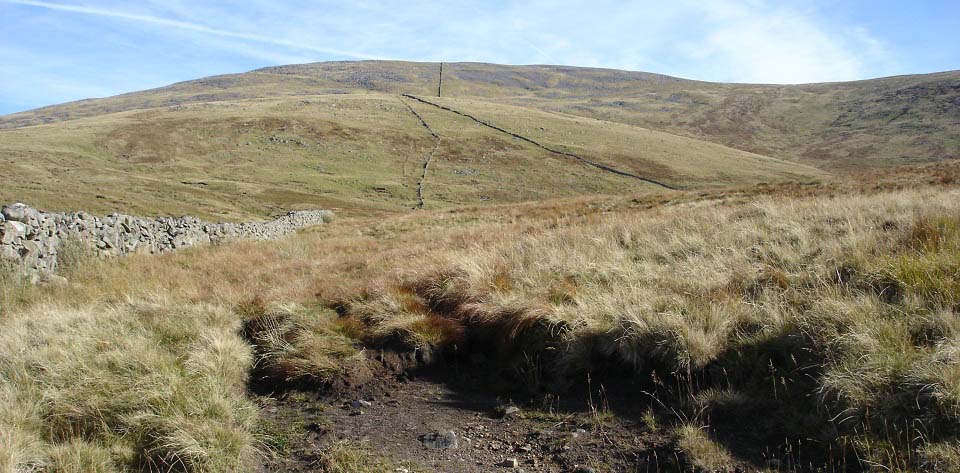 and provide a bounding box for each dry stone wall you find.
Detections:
[0,203,333,273]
